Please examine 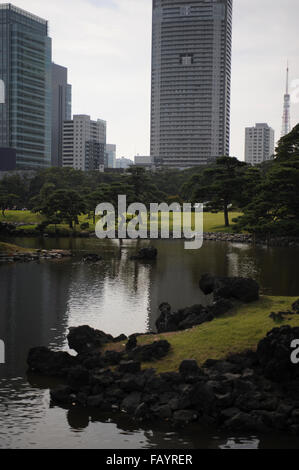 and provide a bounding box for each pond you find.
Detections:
[0,237,299,449]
